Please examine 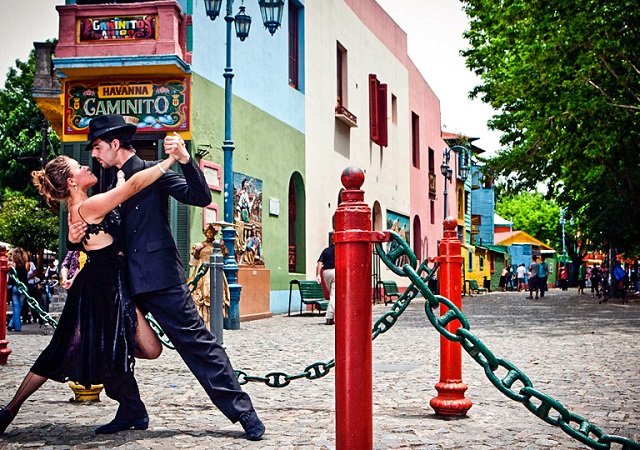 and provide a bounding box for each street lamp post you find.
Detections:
[203,0,283,329]
[440,147,453,219]
[440,145,470,220]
